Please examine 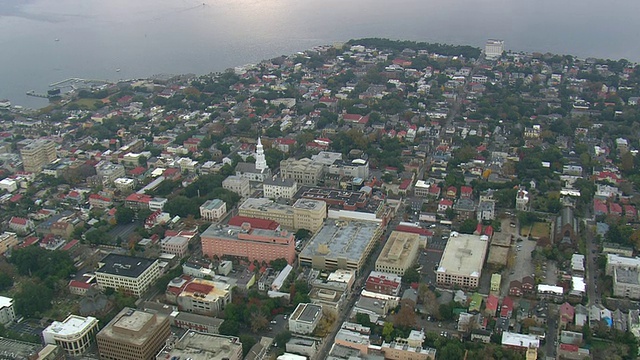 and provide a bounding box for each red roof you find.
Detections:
[593,200,608,214]
[475,223,483,234]
[228,216,280,230]
[125,193,152,203]
[10,216,27,225]
[184,282,214,294]
[484,226,494,236]
[62,239,79,251]
[68,280,92,289]
[9,194,22,203]
[129,166,146,176]
[395,225,433,237]
[486,294,499,312]
[500,297,514,318]
[439,199,453,207]
[399,179,412,190]
[460,186,473,195]
[559,344,579,352]
[20,236,39,247]
[609,202,623,214]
